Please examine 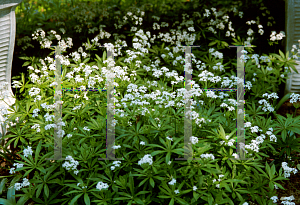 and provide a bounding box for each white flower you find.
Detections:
[247,28,254,36]
[166,136,173,141]
[188,27,195,32]
[239,11,243,18]
[22,178,30,187]
[168,178,176,185]
[96,181,109,191]
[203,9,211,17]
[209,48,215,53]
[200,153,215,160]
[138,154,153,166]
[250,126,259,133]
[190,136,198,144]
[112,145,121,149]
[62,155,79,175]
[13,163,24,169]
[232,153,239,158]
[14,183,23,191]
[23,146,33,158]
[83,127,90,131]
[270,196,278,203]
[228,106,235,111]
[290,93,300,104]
